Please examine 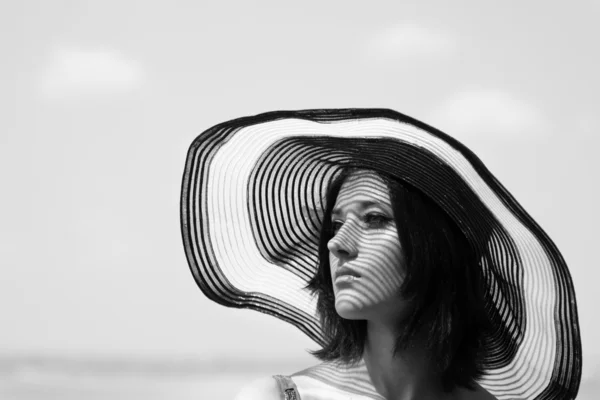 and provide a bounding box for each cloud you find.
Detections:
[427,90,549,140]
[367,23,457,59]
[39,46,144,99]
